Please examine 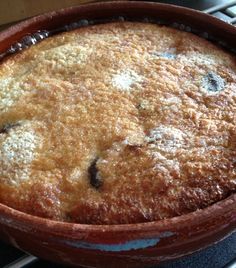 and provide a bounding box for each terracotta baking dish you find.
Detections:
[0,1,236,267]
